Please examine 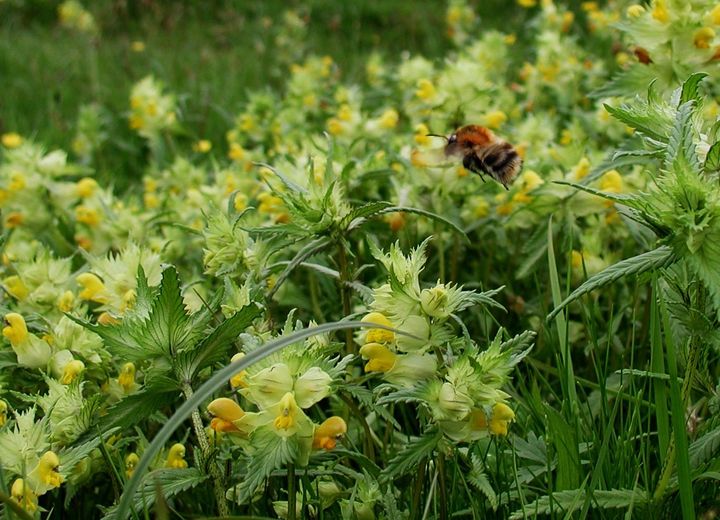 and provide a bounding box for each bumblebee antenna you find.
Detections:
[425,133,449,142]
